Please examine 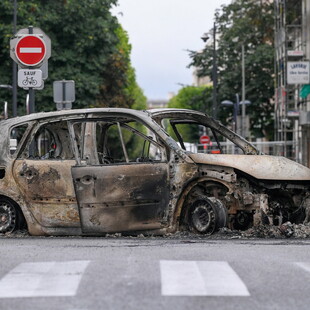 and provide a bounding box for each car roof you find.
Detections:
[147,108,206,116]
[0,108,151,128]
[0,108,155,166]
[0,108,209,133]
[0,108,205,127]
